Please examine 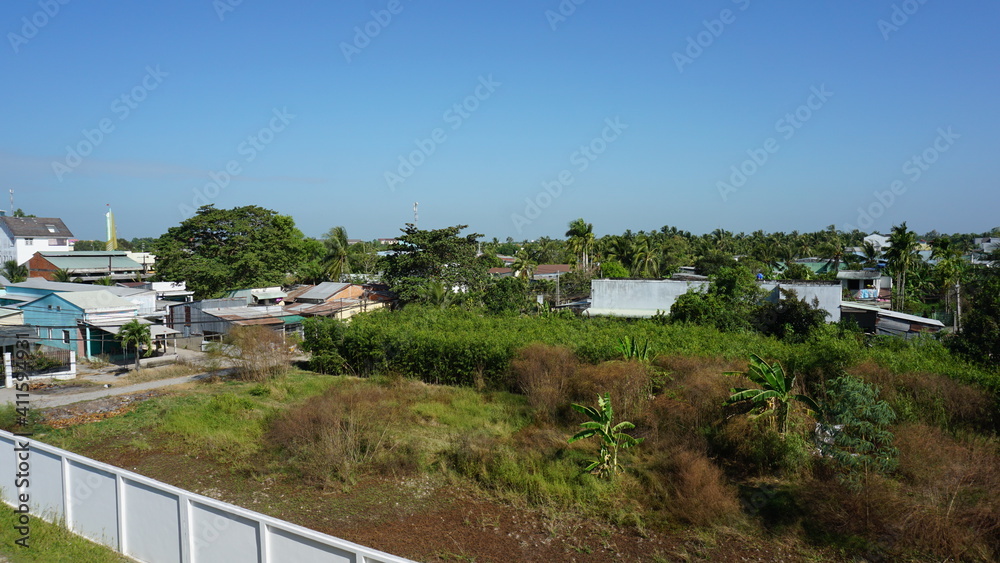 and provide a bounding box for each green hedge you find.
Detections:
[302,306,998,393]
